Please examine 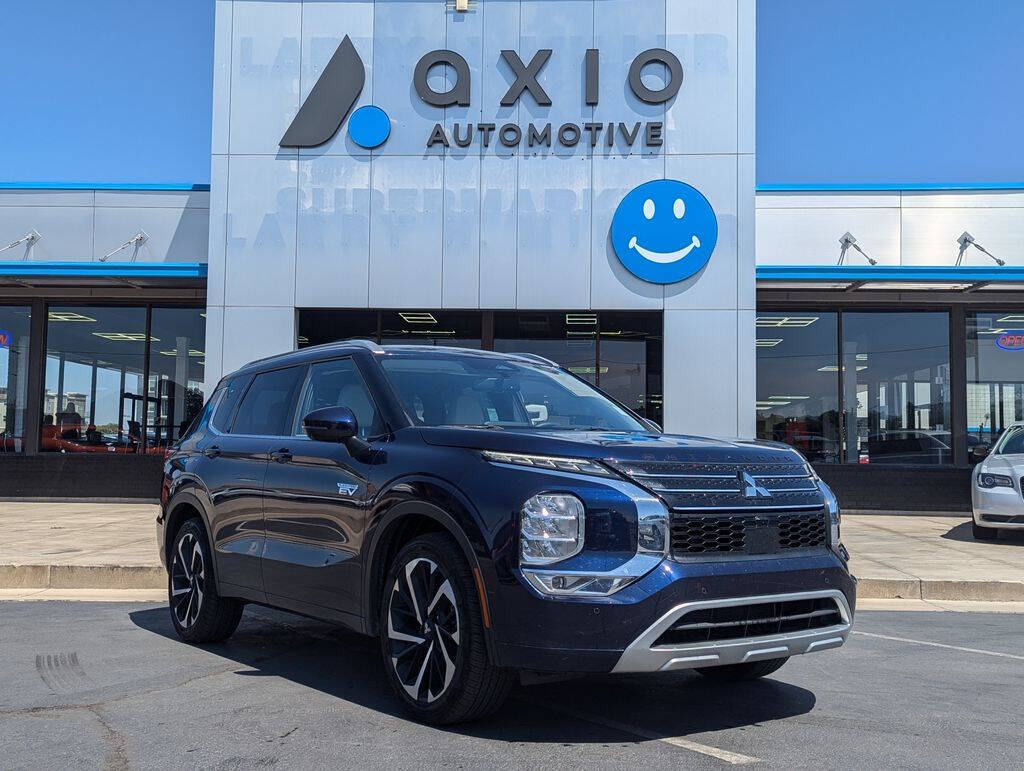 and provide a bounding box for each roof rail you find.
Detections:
[508,352,560,367]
